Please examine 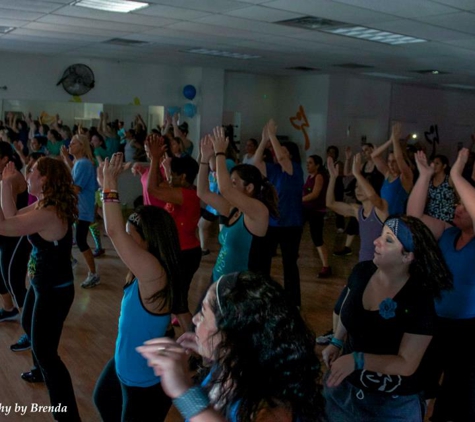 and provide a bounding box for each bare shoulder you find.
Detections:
[256,405,293,422]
